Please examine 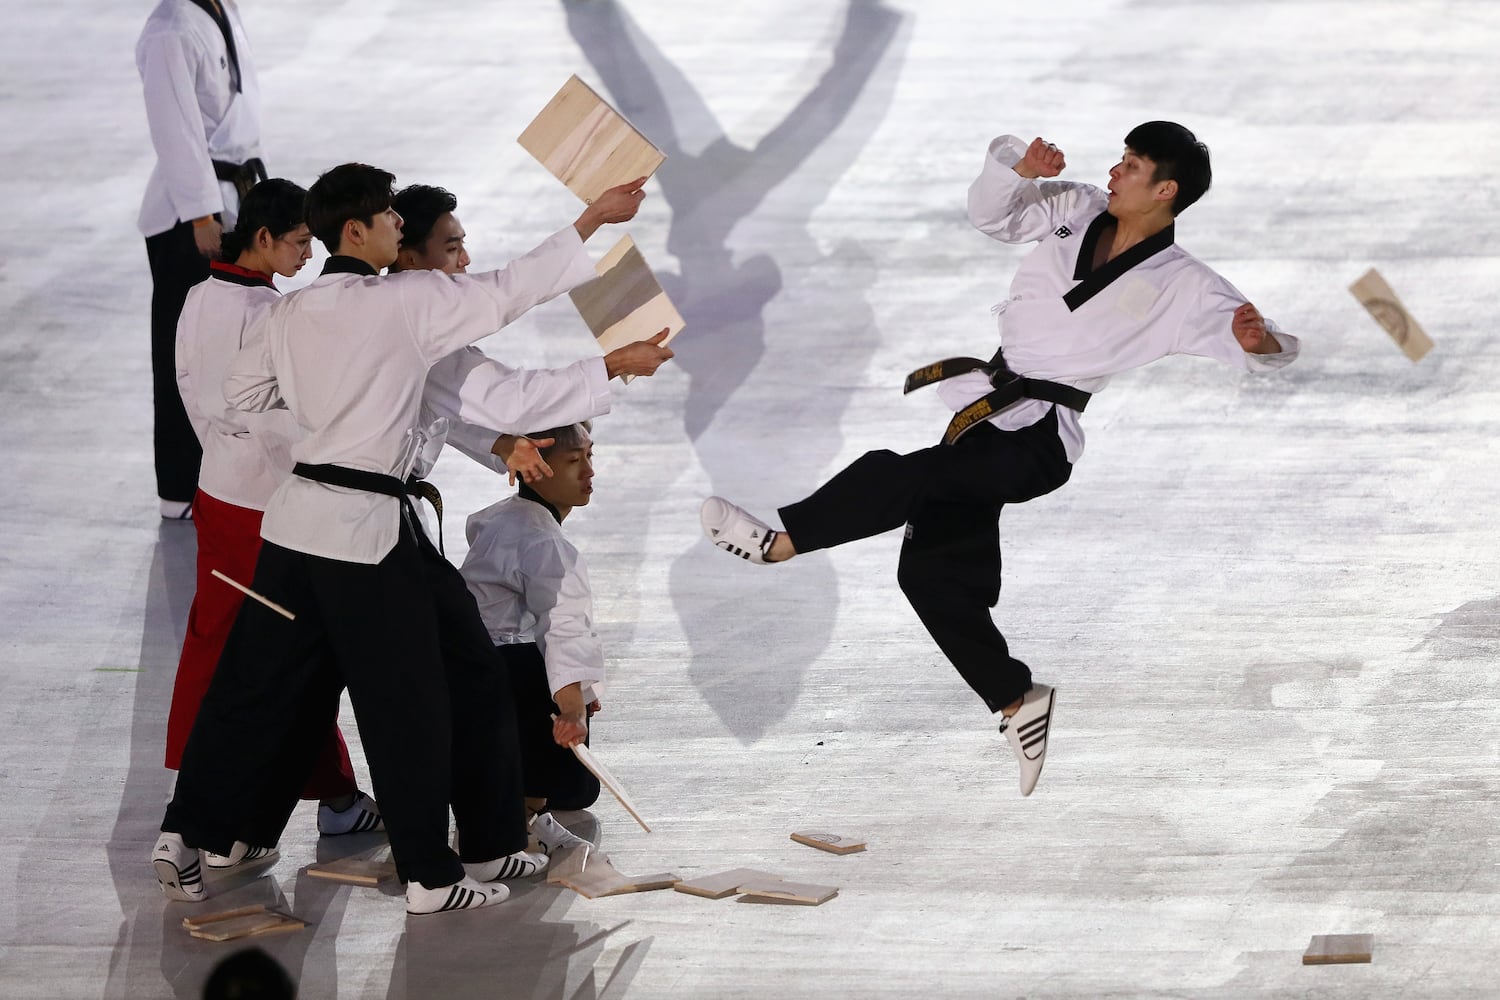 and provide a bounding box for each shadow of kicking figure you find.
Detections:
[564,0,908,740]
